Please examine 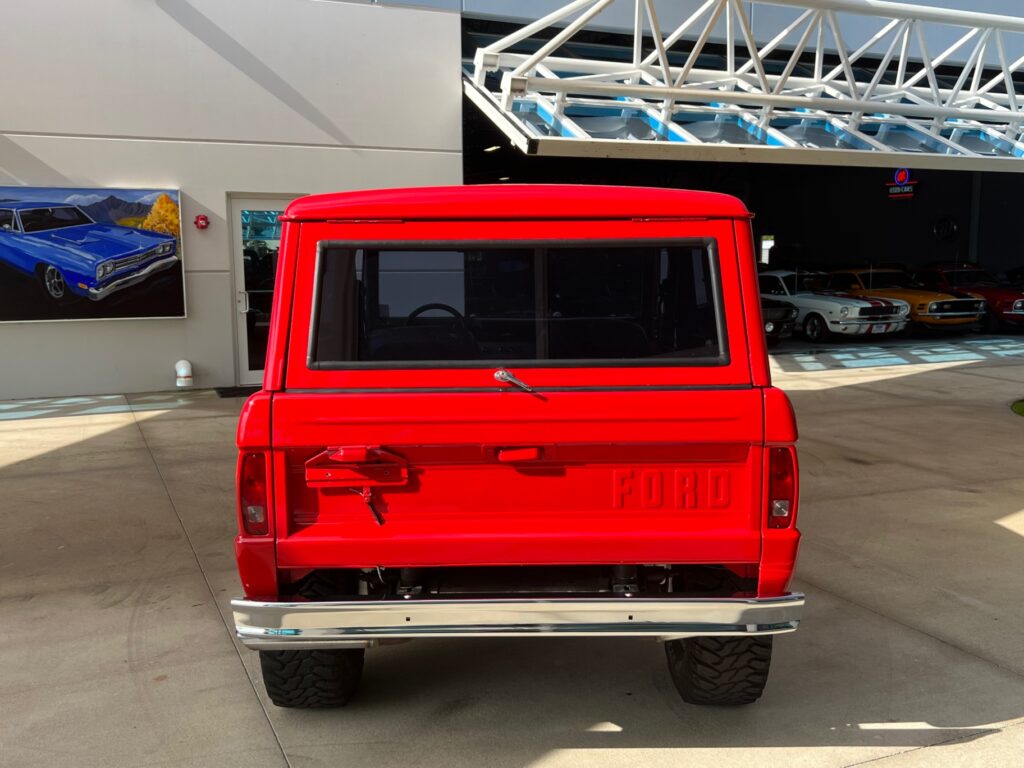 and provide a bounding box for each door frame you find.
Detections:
[228,193,304,386]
